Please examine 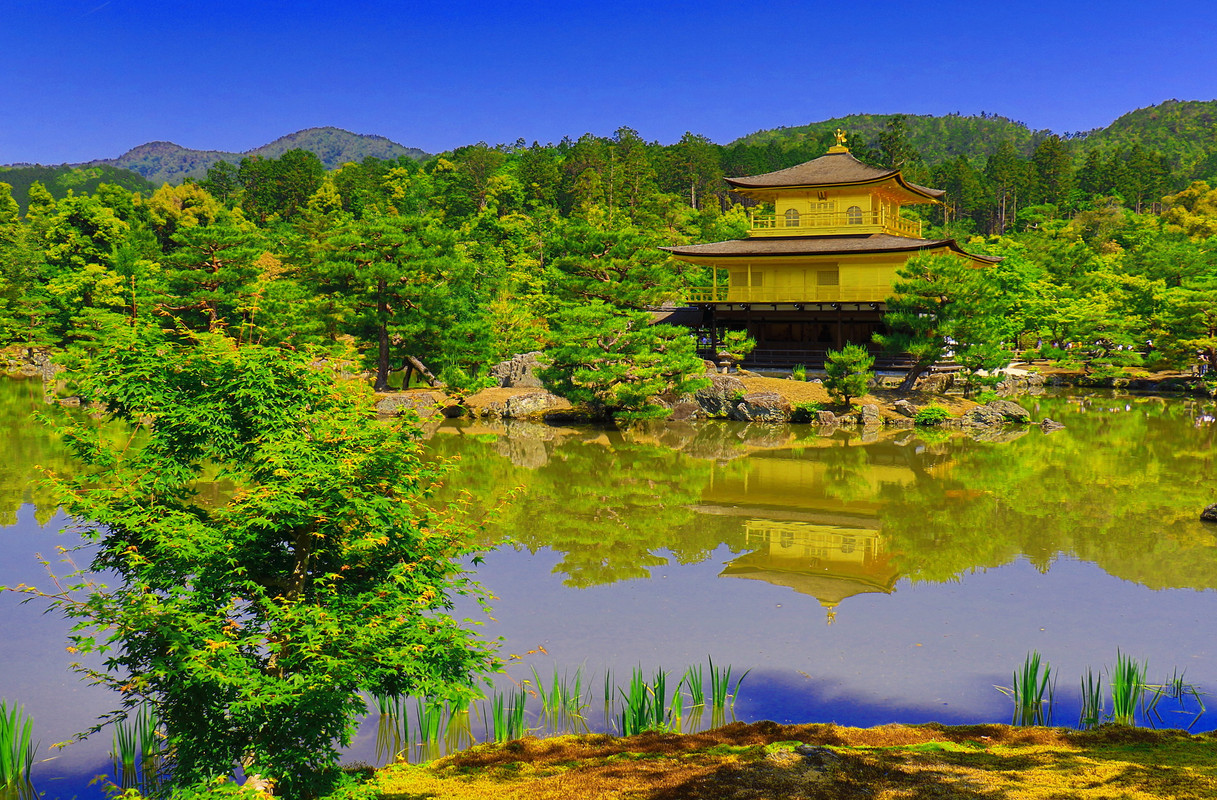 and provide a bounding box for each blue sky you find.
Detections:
[2,0,1215,164]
